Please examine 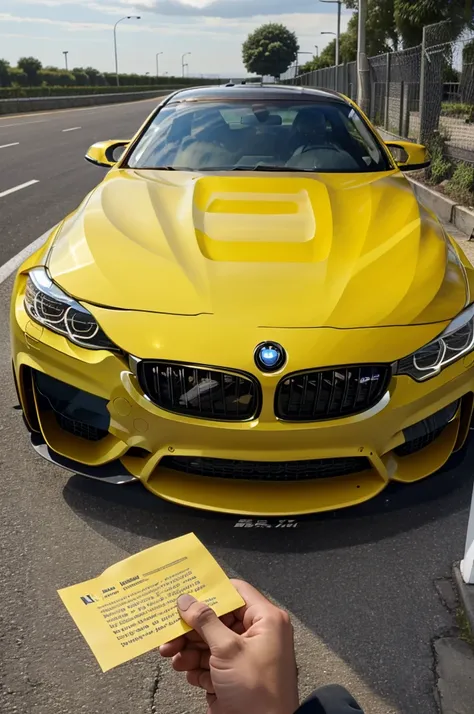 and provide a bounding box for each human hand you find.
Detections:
[159,579,299,714]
